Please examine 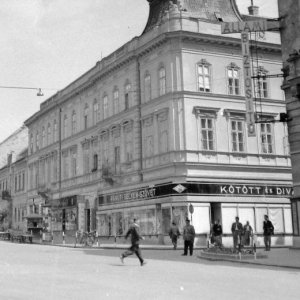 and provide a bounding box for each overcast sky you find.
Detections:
[0,0,279,143]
